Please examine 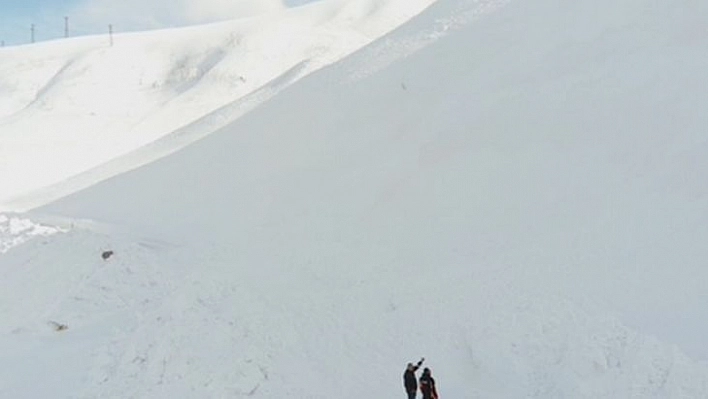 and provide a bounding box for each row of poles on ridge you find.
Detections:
[1,17,114,47]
